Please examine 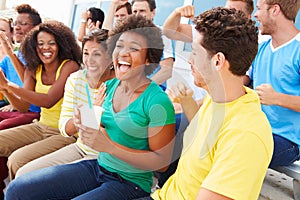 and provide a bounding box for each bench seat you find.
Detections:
[271,160,300,200]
